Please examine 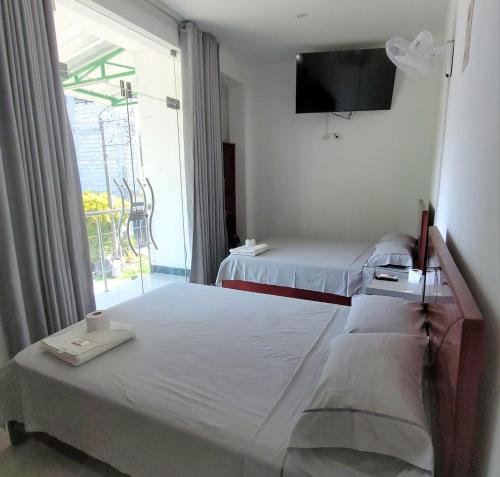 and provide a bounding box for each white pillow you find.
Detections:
[366,241,414,267]
[289,333,433,472]
[344,295,426,336]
